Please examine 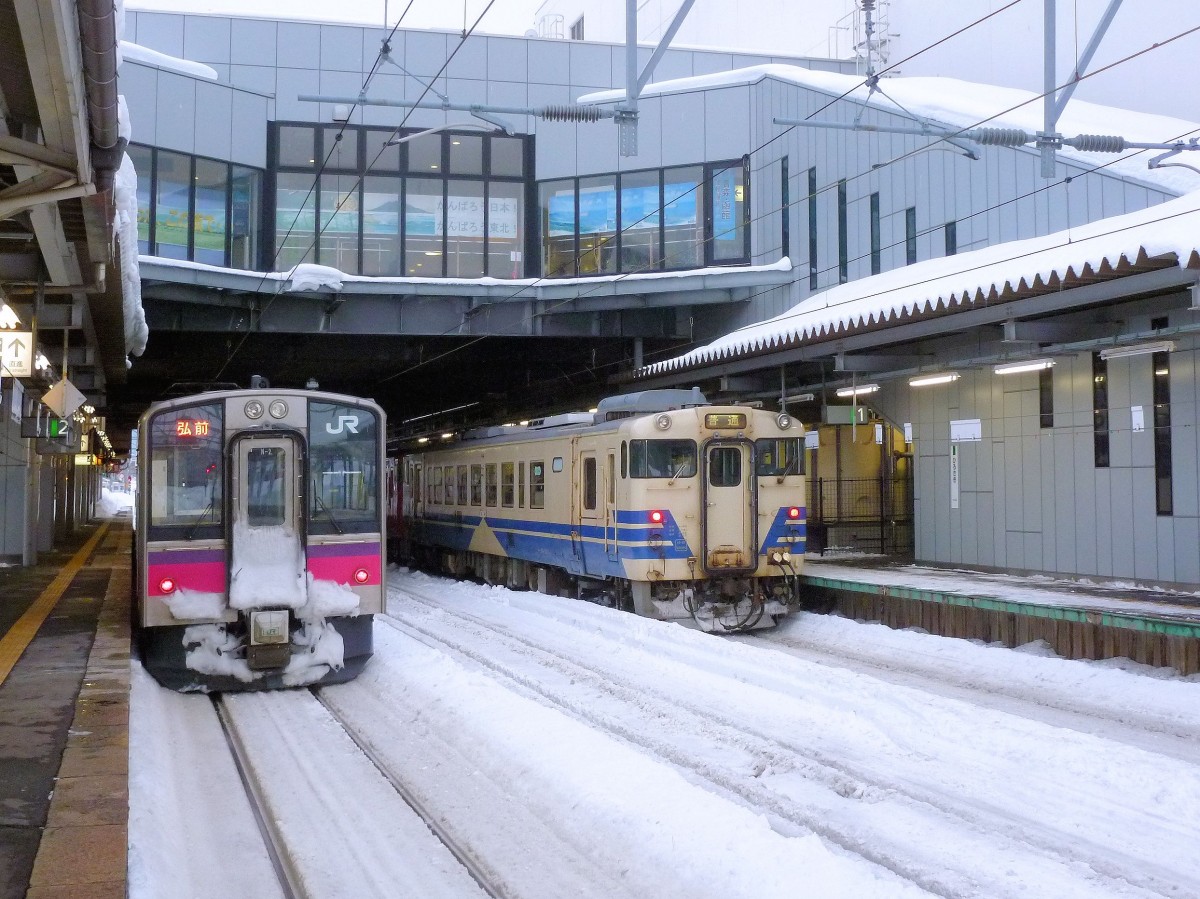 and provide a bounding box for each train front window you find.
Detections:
[755,438,804,476]
[308,402,380,534]
[148,402,223,533]
[708,446,741,487]
[629,439,696,478]
[246,446,286,526]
